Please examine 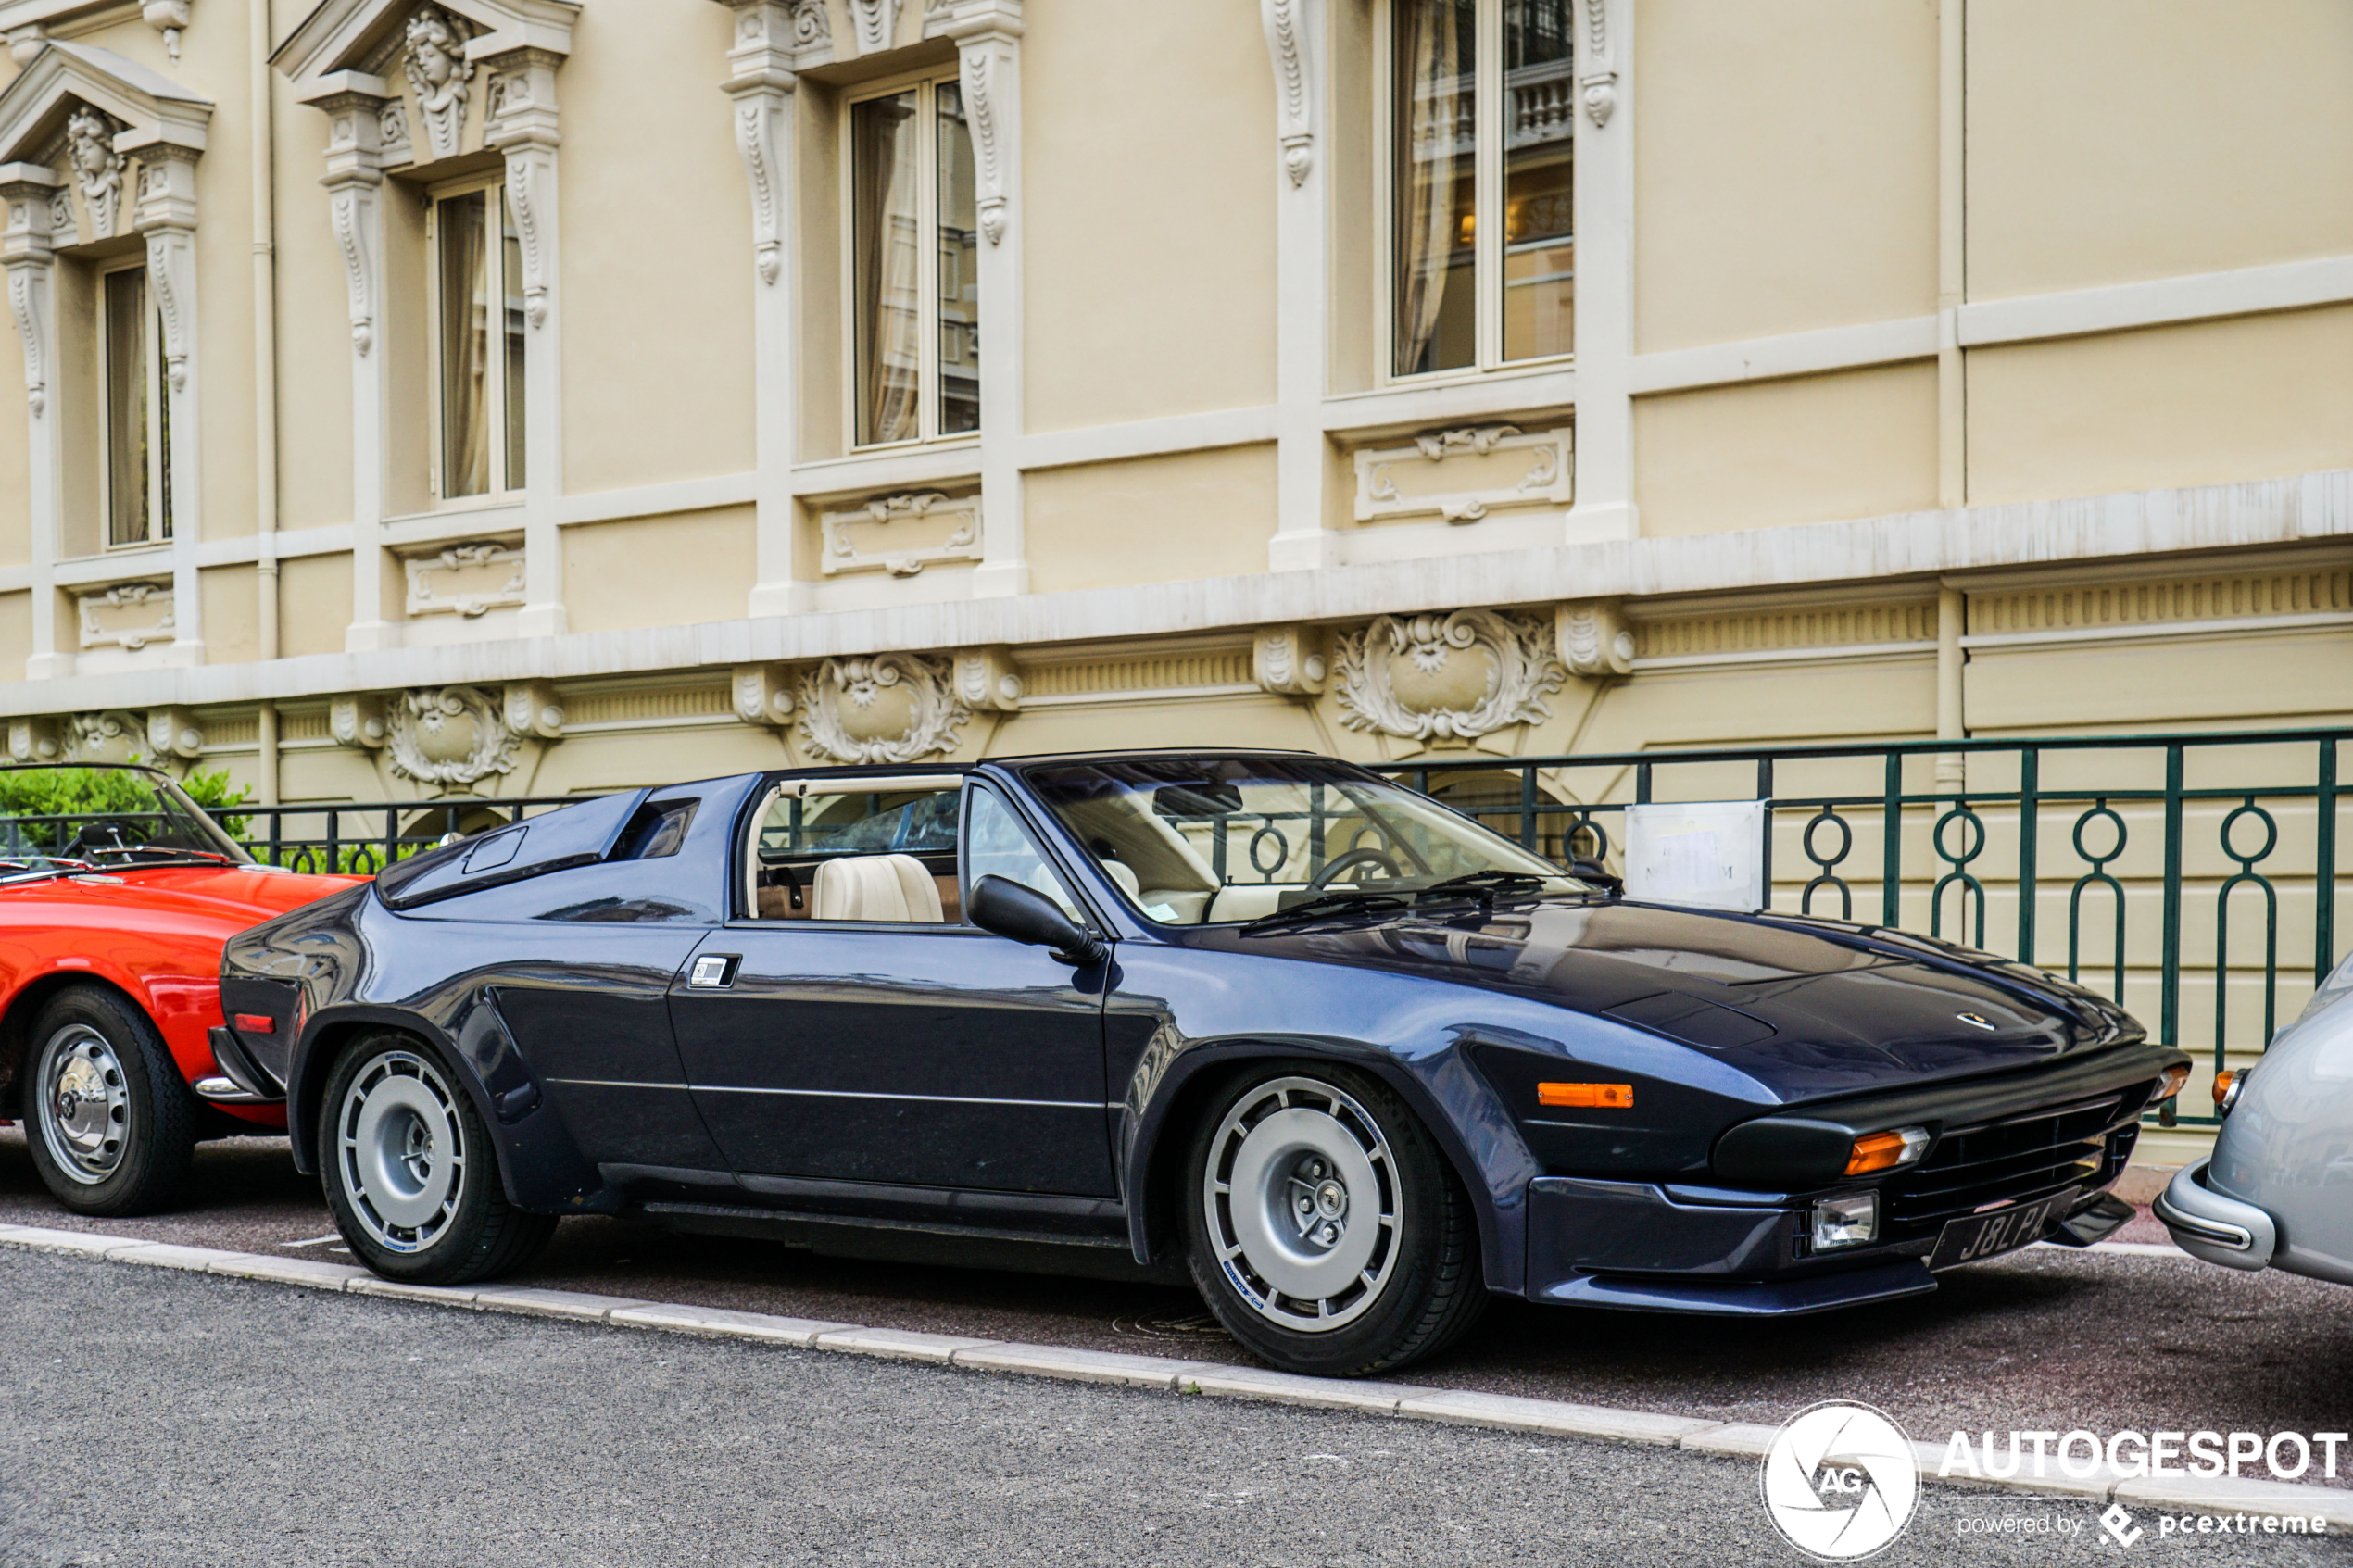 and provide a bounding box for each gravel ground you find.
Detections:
[5,1128,2350,1466]
[2,1248,2344,1568]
